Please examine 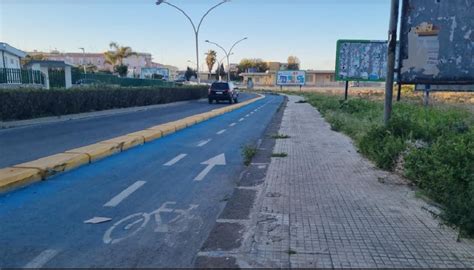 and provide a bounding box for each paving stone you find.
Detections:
[242,95,474,268]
